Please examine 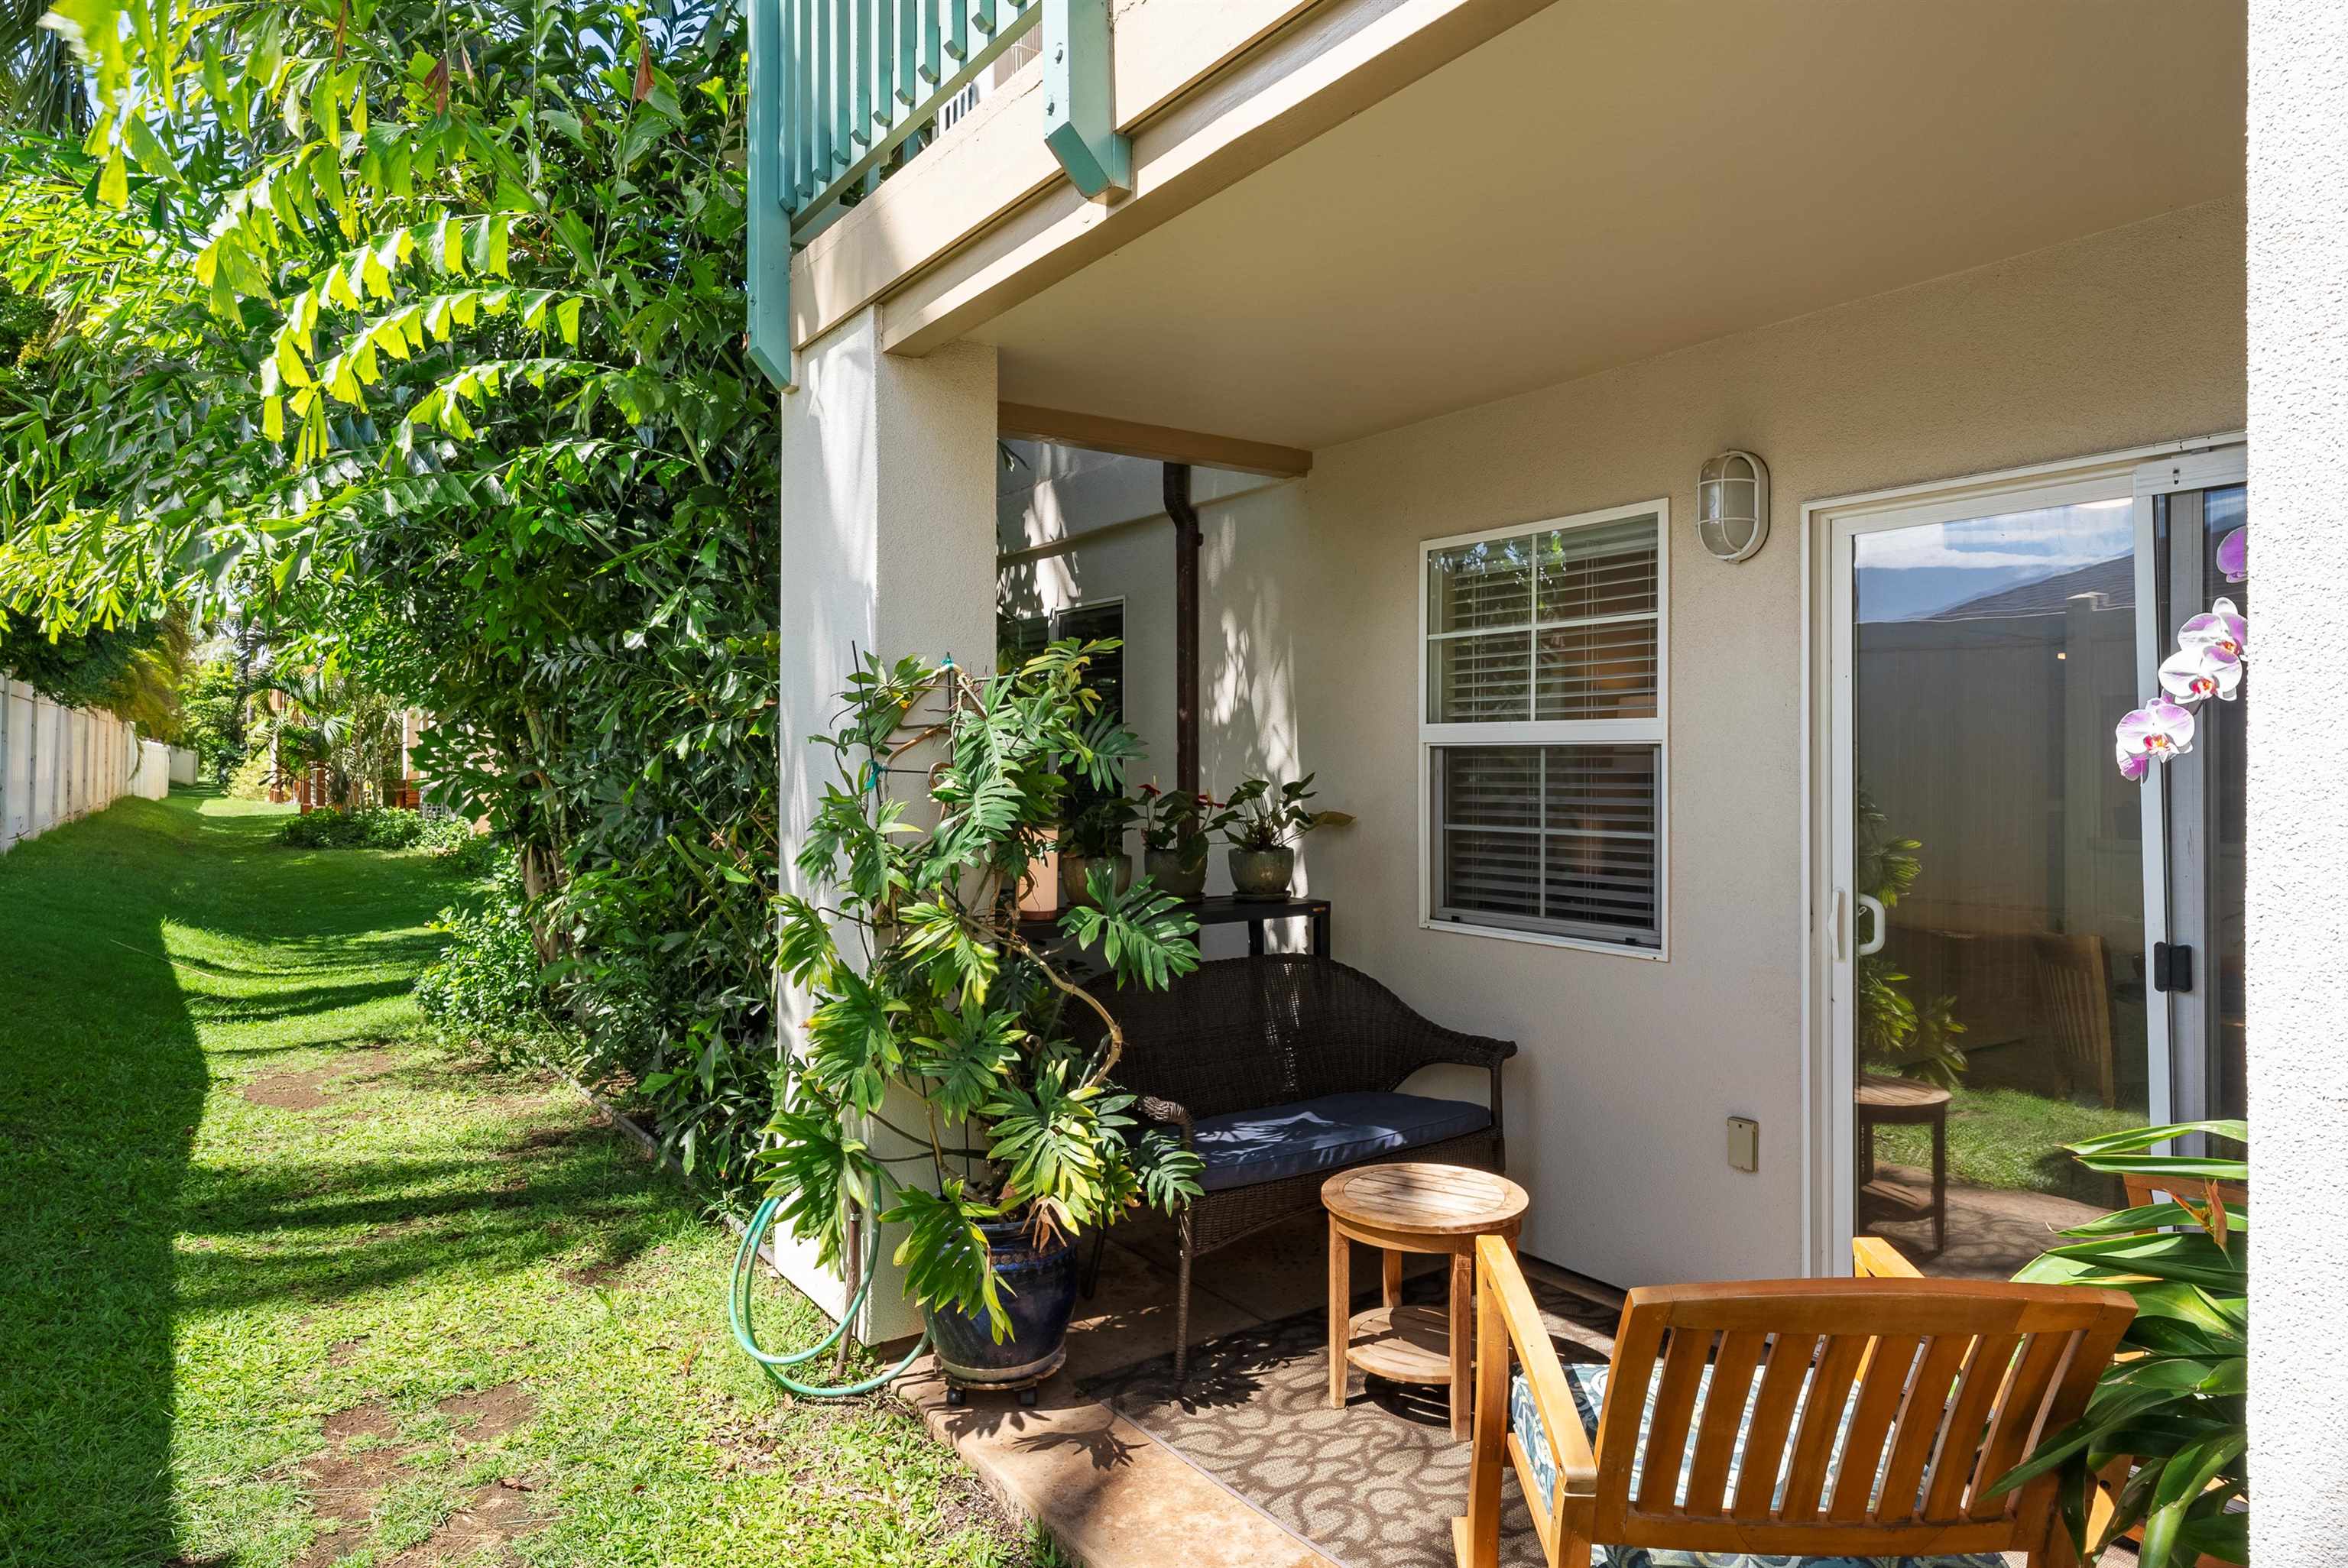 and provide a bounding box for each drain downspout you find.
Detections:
[1166,462,1201,795]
